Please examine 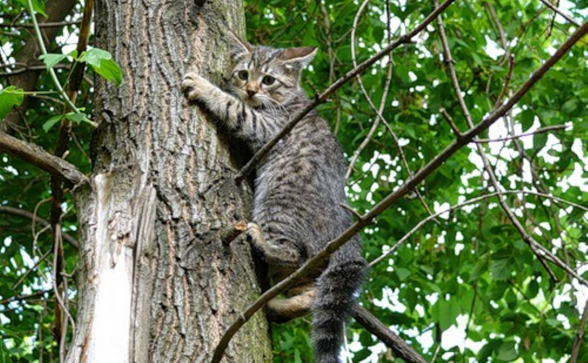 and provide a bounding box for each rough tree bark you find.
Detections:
[66,0,272,362]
